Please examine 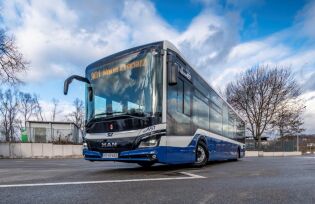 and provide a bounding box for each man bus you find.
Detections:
[64,41,245,167]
